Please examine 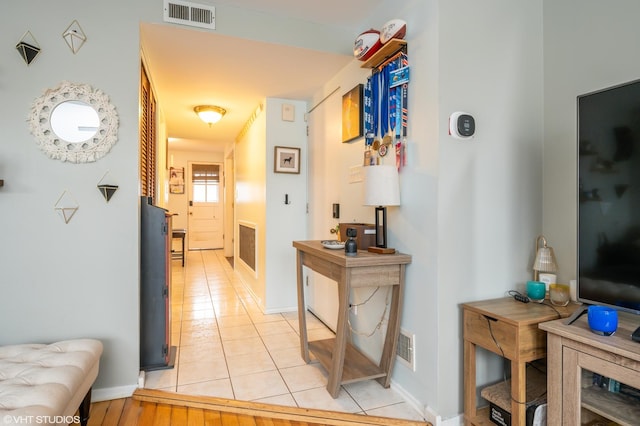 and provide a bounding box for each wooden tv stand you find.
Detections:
[540,311,640,424]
